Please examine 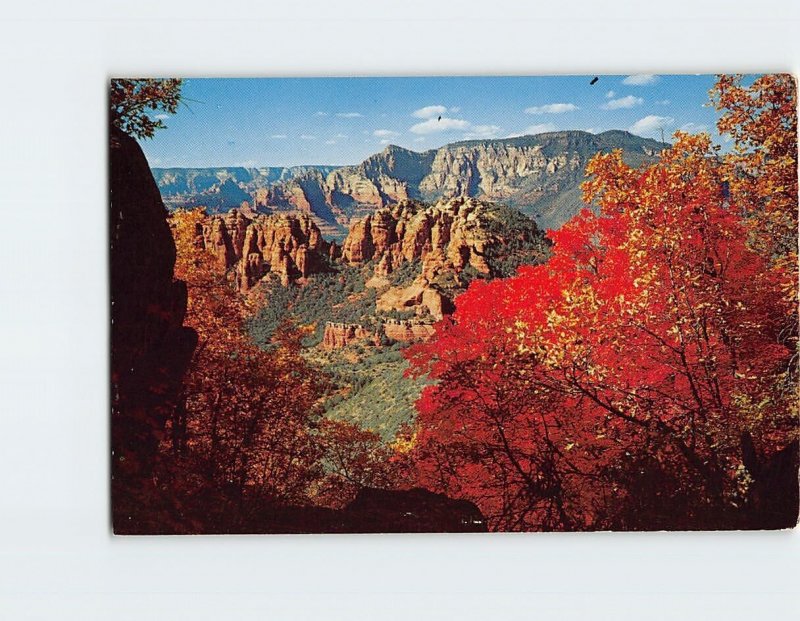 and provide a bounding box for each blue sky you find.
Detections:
[141,74,734,168]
